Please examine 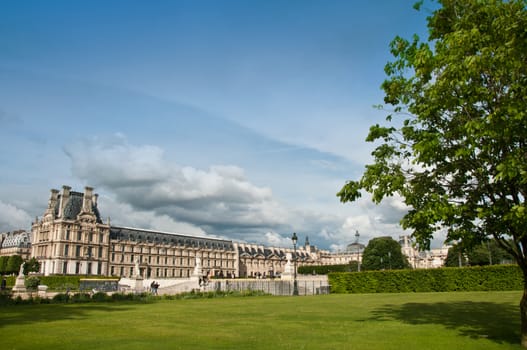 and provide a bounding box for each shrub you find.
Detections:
[52,293,70,303]
[25,276,40,291]
[92,292,111,302]
[71,293,92,303]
